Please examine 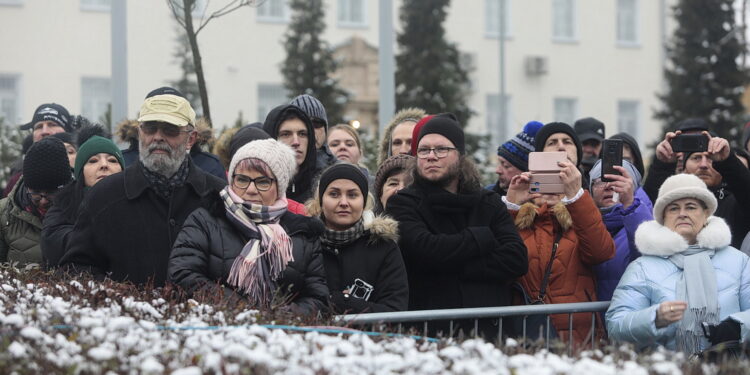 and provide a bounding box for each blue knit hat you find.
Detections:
[497,121,543,171]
